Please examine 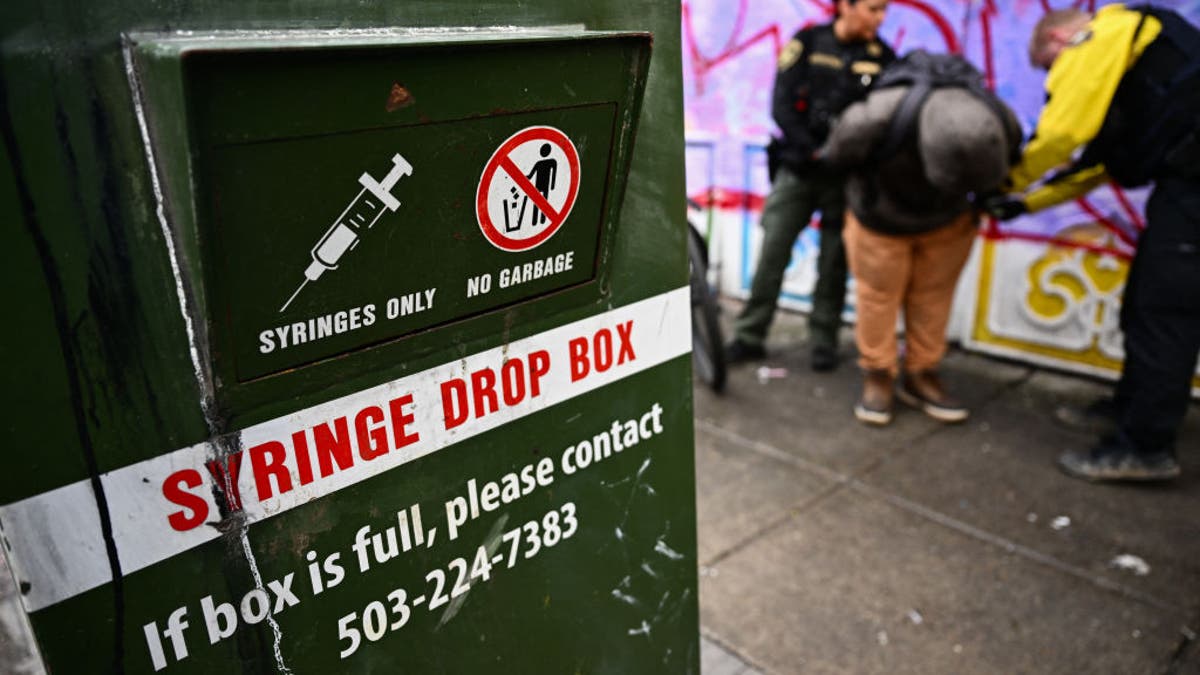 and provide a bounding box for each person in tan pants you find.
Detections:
[843,210,977,423]
[818,51,1022,425]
